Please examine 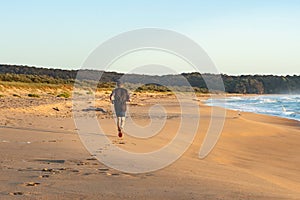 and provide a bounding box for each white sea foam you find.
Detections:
[206,95,300,121]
